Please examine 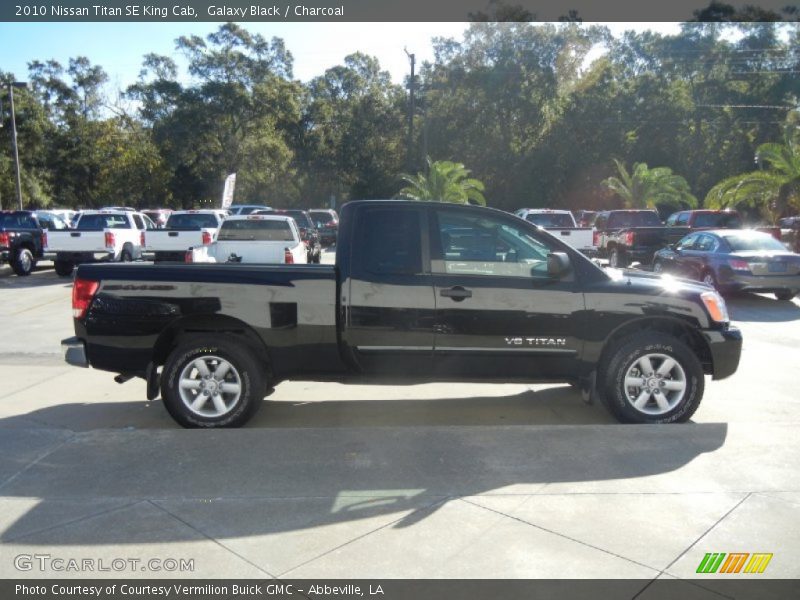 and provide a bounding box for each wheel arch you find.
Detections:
[598,316,713,376]
[153,314,273,382]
